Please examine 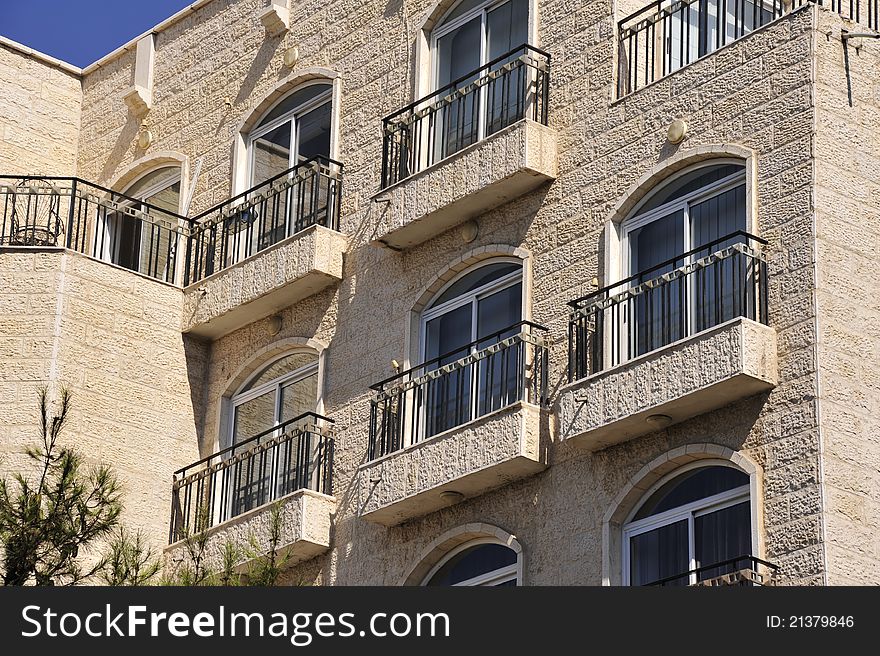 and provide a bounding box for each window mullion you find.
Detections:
[688,513,697,585]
